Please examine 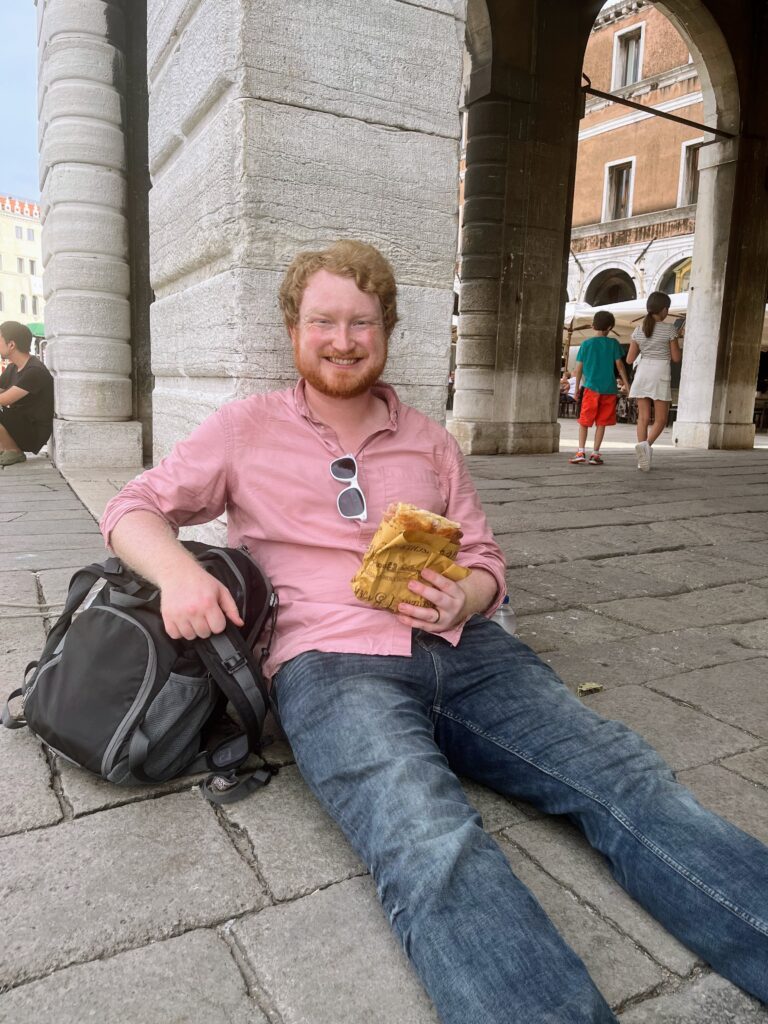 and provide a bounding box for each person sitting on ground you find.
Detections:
[569,310,629,466]
[101,240,768,1024]
[627,291,683,472]
[0,321,54,467]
